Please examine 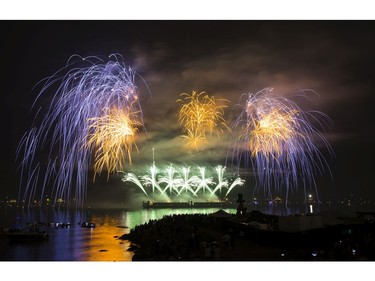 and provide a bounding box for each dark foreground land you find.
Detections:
[120,211,375,261]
